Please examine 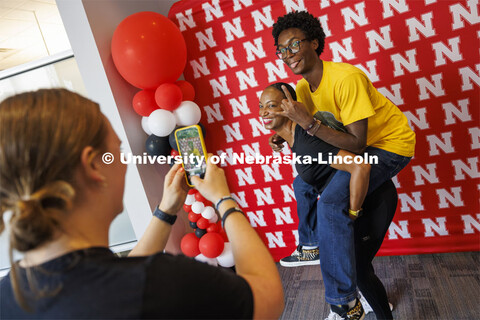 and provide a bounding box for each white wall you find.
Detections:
[56,0,186,252]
